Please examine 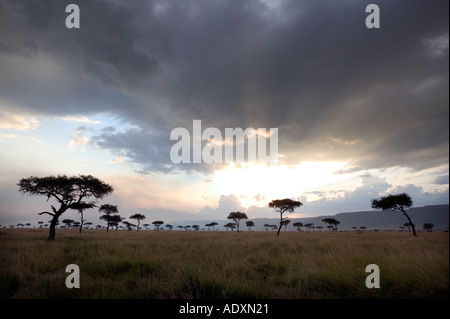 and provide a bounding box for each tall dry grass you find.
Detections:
[0,229,448,298]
